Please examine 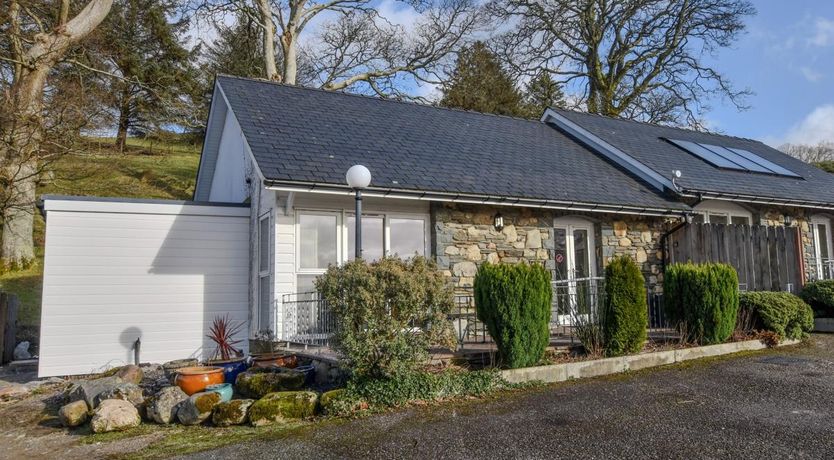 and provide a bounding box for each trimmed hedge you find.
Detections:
[664,262,739,344]
[602,256,648,356]
[800,280,834,317]
[739,291,814,340]
[474,263,552,368]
